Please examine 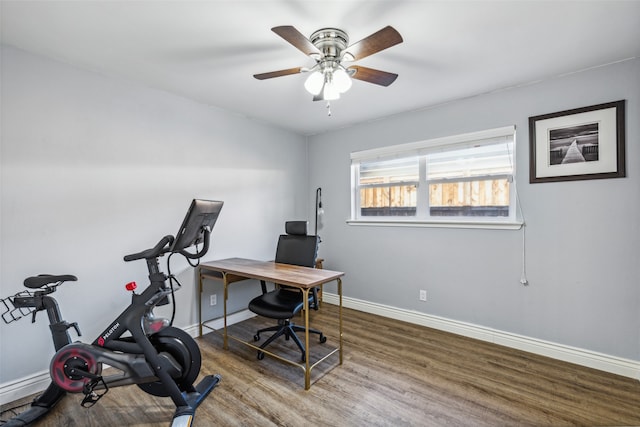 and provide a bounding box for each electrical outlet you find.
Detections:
[210,294,217,306]
[419,290,427,301]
